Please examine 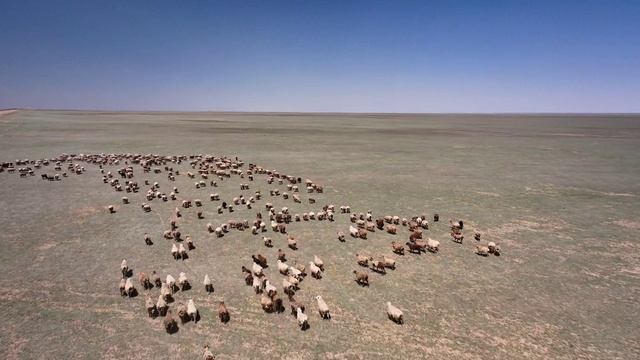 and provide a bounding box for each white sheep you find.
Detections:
[252,275,263,294]
[386,302,404,324]
[309,262,322,279]
[203,274,213,292]
[178,272,190,291]
[252,262,263,277]
[296,307,309,330]
[313,255,324,271]
[316,295,331,319]
[171,244,179,259]
[166,275,176,292]
[427,238,440,253]
[349,226,358,238]
[187,299,198,322]
[124,278,135,297]
[277,260,289,275]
